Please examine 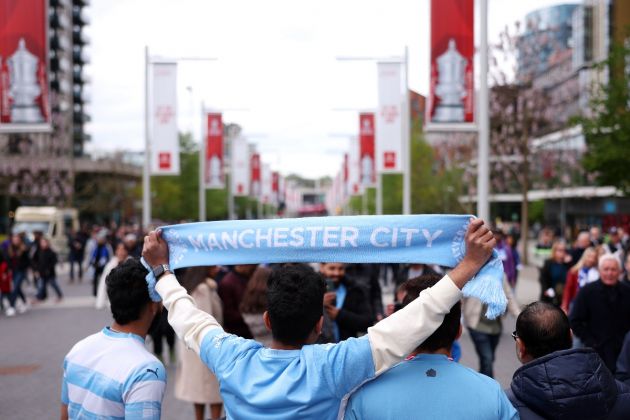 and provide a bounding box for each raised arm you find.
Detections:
[367,218,495,375]
[143,231,222,354]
